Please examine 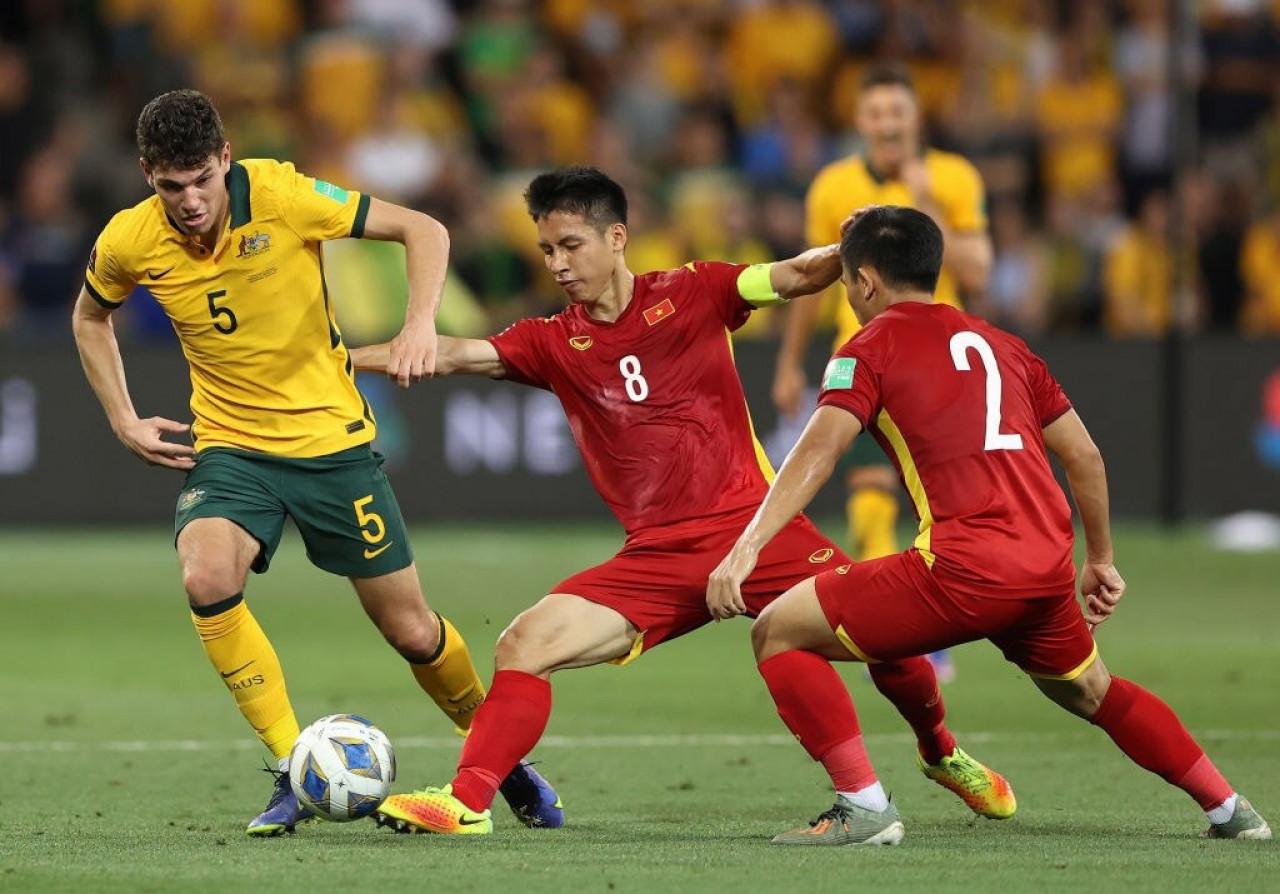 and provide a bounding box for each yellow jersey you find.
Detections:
[806,149,987,345]
[1241,221,1280,335]
[86,158,375,457]
[1101,227,1171,337]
